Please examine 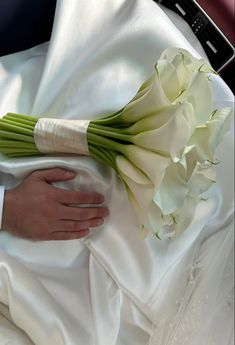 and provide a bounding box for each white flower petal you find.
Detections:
[123,145,170,186]
[179,72,213,124]
[189,107,232,162]
[157,59,181,101]
[207,107,232,152]
[180,145,198,182]
[160,48,213,73]
[153,162,189,215]
[148,192,199,240]
[132,102,195,158]
[127,104,179,134]
[188,126,212,162]
[119,171,155,236]
[116,155,151,185]
[171,52,192,90]
[190,165,216,194]
[120,73,170,123]
[171,194,199,238]
[147,200,166,235]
